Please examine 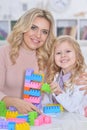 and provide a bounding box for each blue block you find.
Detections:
[8,122,15,130]
[28,89,41,97]
[24,89,41,97]
[43,106,60,113]
[30,74,43,82]
[17,114,29,122]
